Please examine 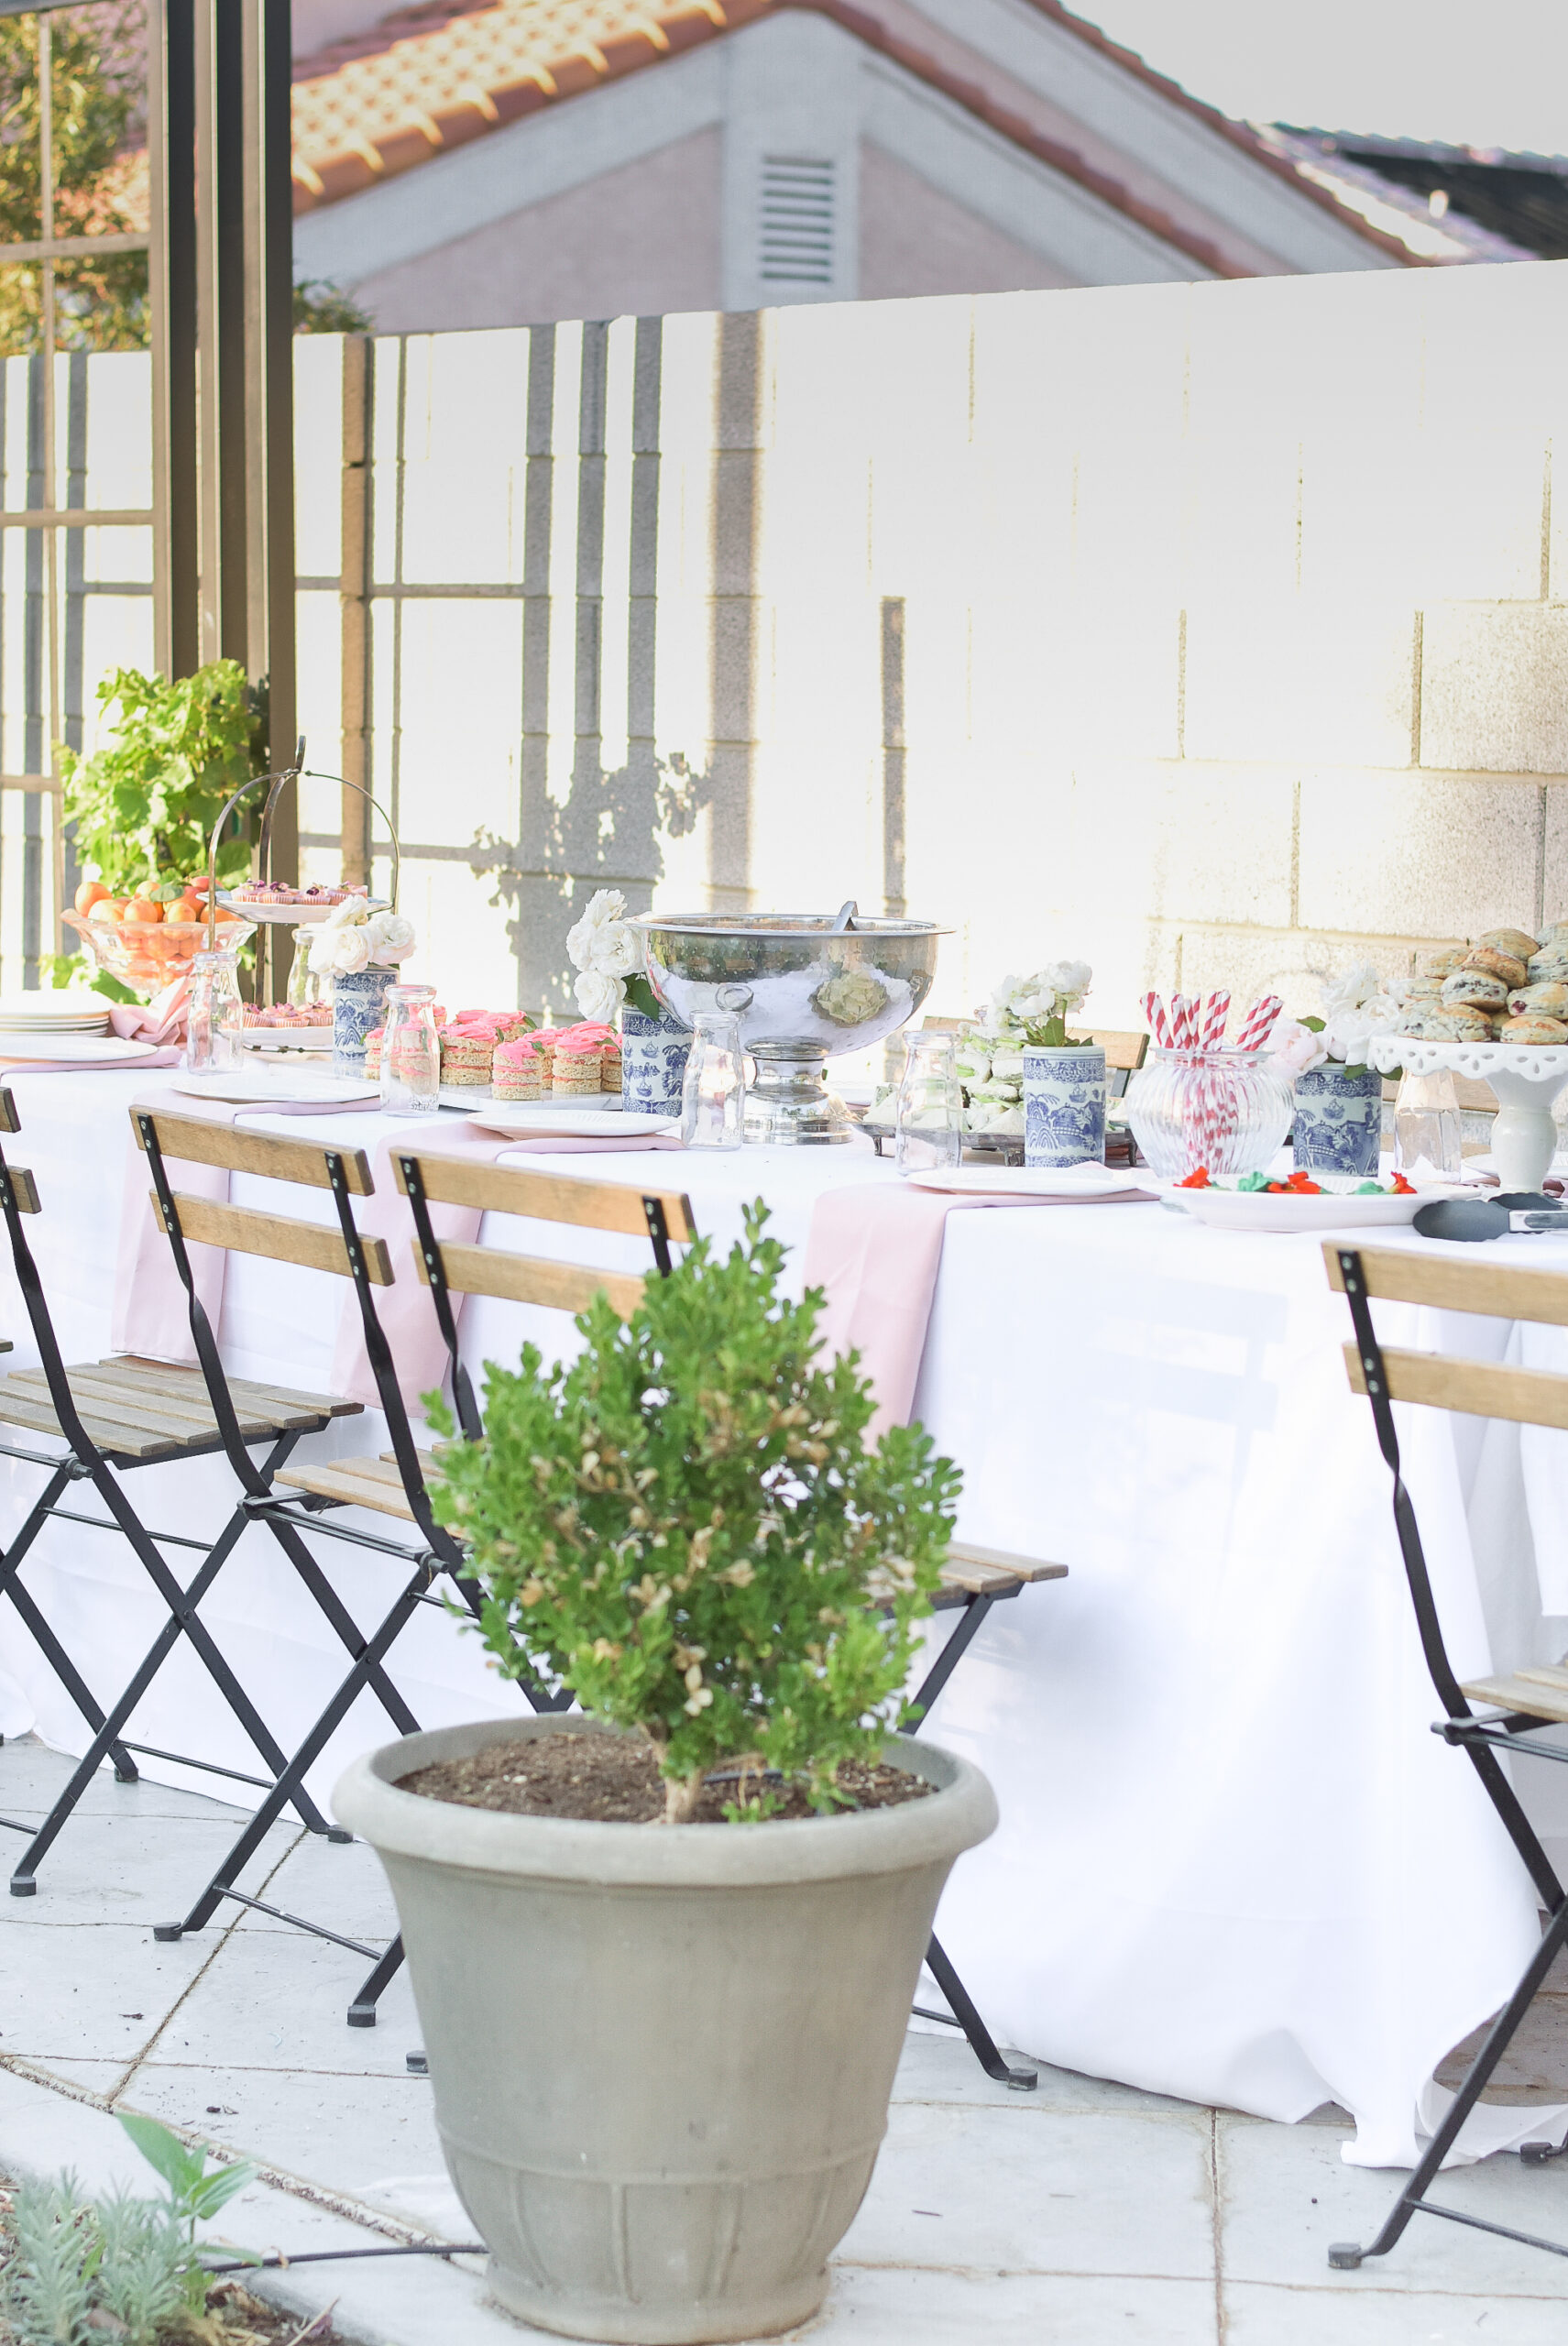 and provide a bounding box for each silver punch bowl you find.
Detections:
[632,912,946,1145]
